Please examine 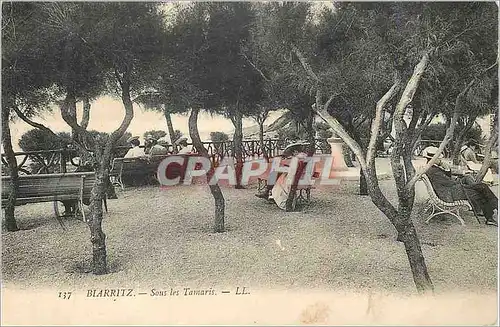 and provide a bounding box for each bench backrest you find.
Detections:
[110,157,166,175]
[2,172,95,203]
[420,174,470,208]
